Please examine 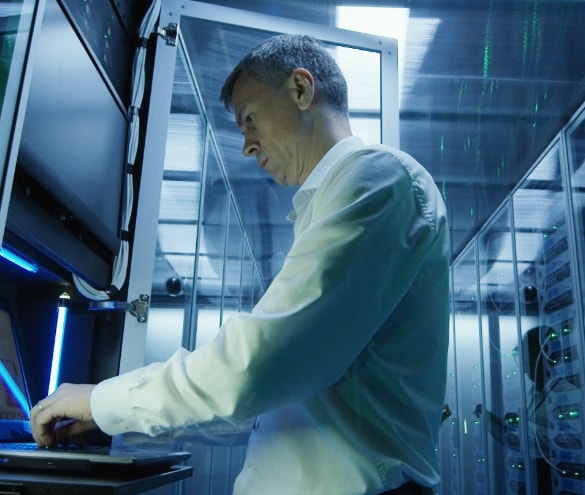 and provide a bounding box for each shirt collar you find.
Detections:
[300,136,364,192]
